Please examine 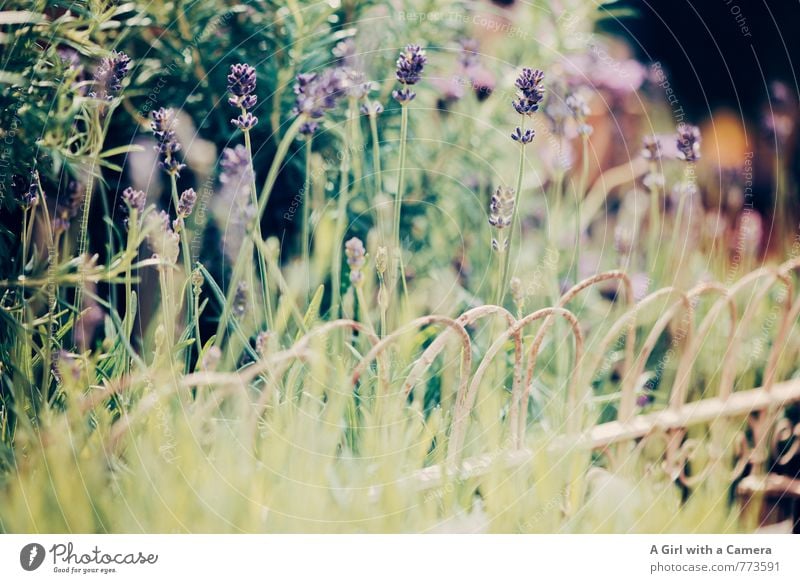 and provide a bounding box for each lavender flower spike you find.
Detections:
[393,44,426,104]
[94,51,131,100]
[488,186,515,230]
[22,170,40,208]
[232,112,258,131]
[511,127,534,144]
[151,108,186,176]
[220,144,252,189]
[121,187,146,229]
[227,63,258,110]
[489,185,516,252]
[177,188,197,217]
[228,63,259,130]
[395,44,426,85]
[122,186,146,214]
[360,101,384,117]
[512,67,545,116]
[345,237,366,285]
[292,70,343,135]
[676,124,701,162]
